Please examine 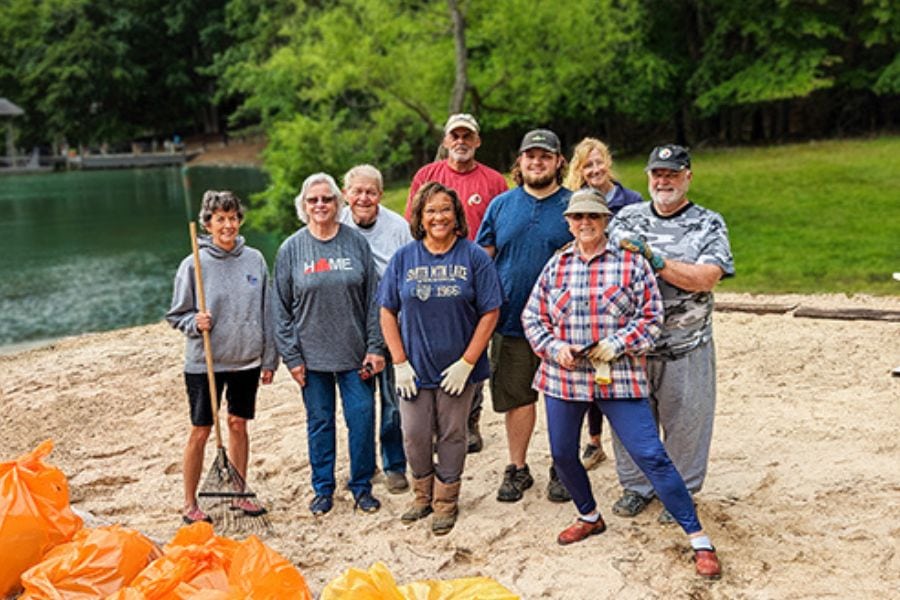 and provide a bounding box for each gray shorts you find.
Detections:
[489,333,539,413]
